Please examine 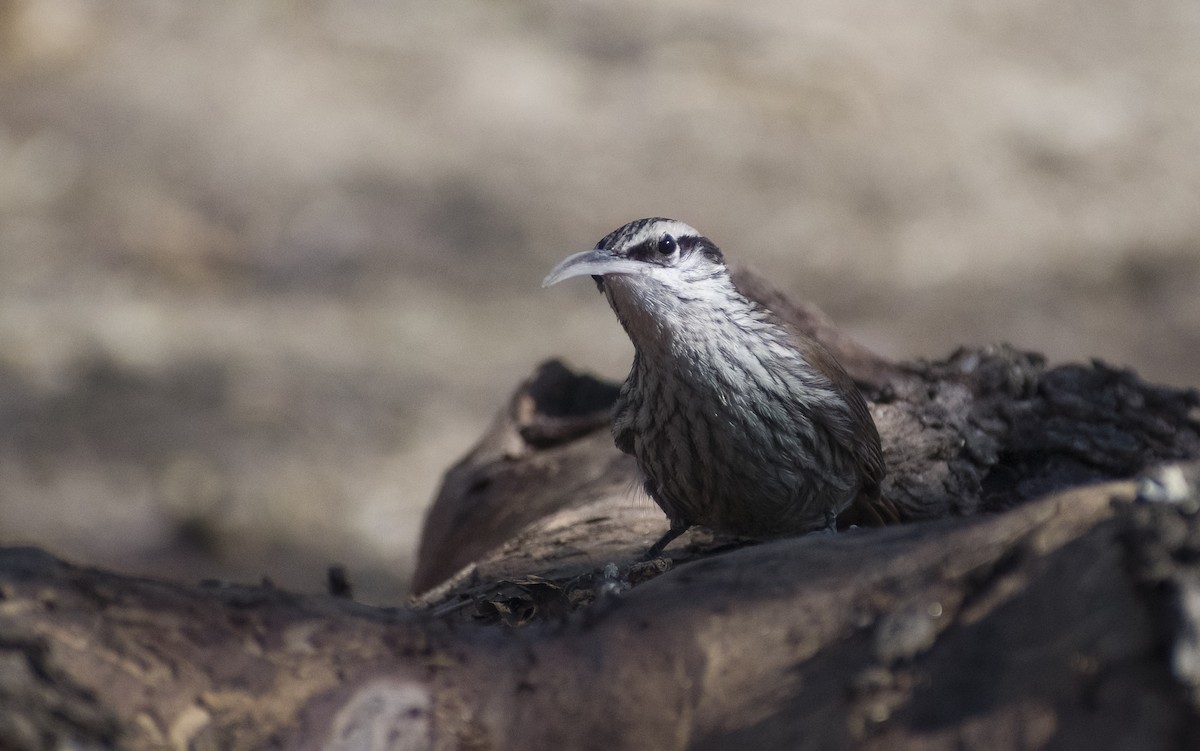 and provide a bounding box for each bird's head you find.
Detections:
[542,218,727,296]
